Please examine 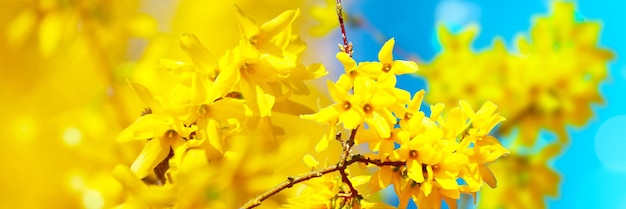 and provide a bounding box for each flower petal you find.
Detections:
[378,38,395,64]
[301,106,340,124]
[340,109,363,129]
[407,159,424,182]
[179,33,216,70]
[260,9,300,38]
[130,138,170,179]
[233,5,259,39]
[117,115,170,143]
[391,60,419,74]
[128,81,167,111]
